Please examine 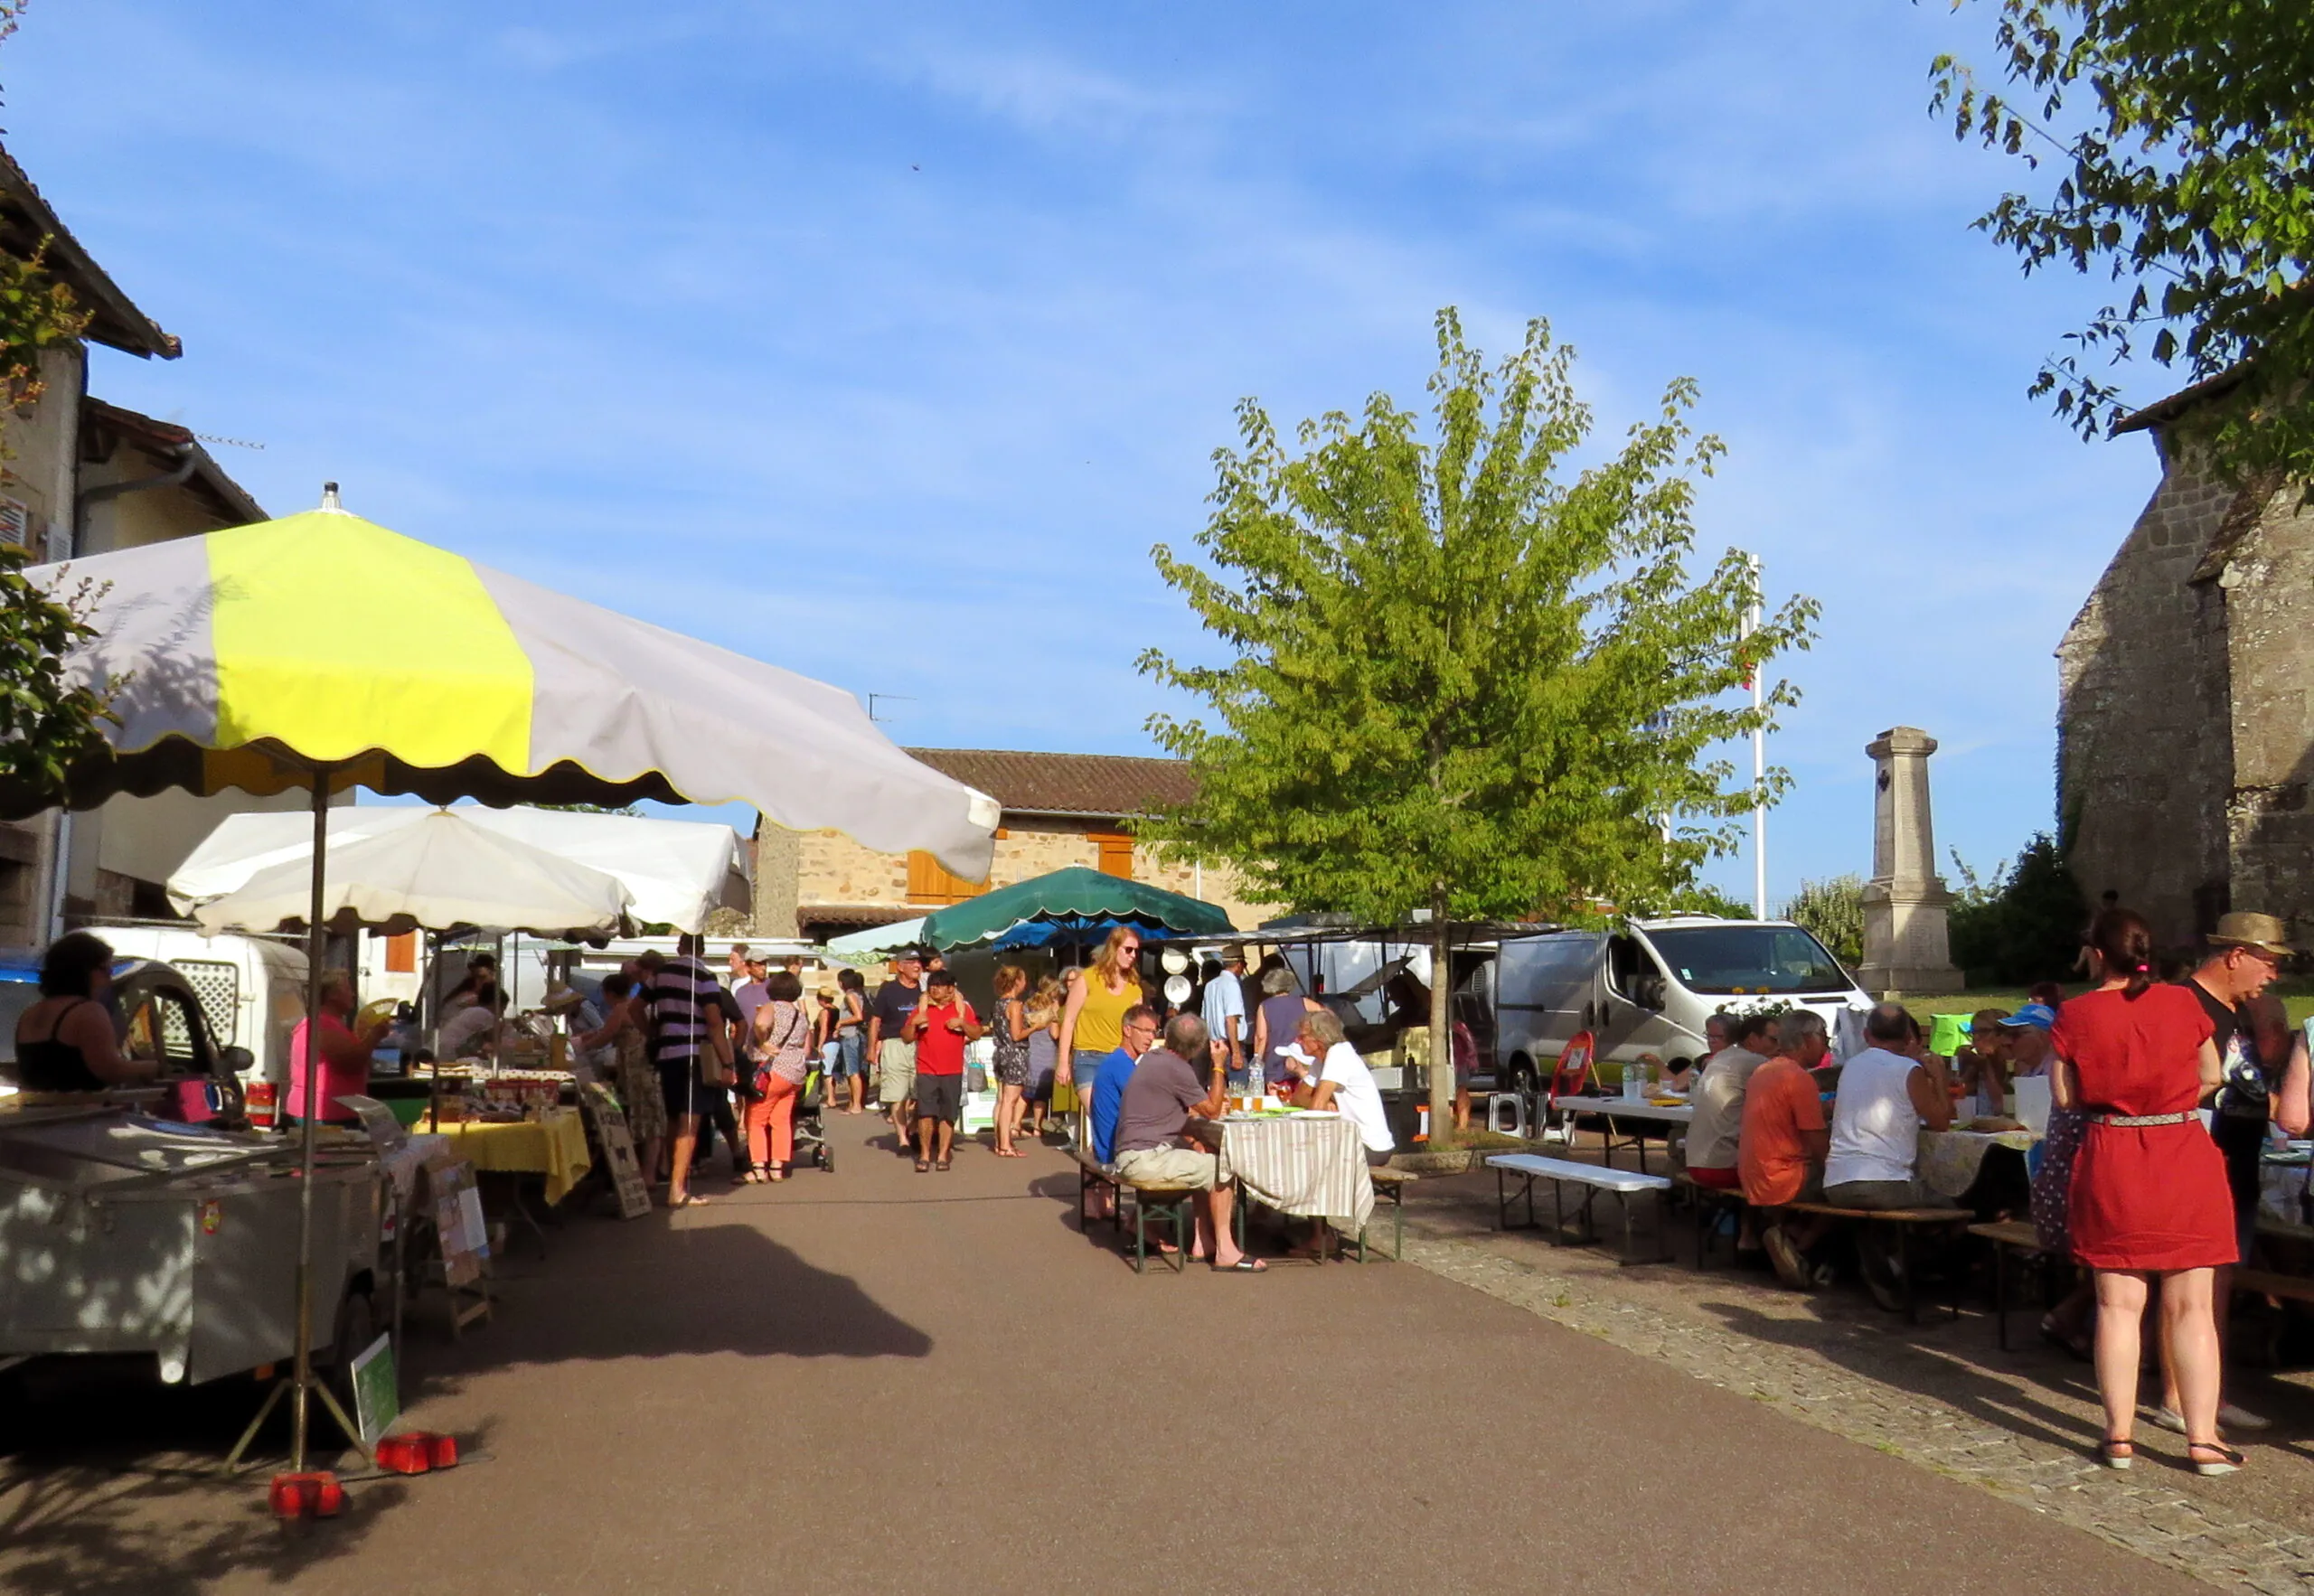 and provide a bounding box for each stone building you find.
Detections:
[0,146,295,943]
[751,748,1281,942]
[2055,375,2314,947]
